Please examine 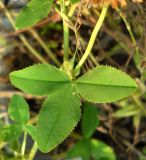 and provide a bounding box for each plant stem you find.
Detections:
[28,142,38,160]
[61,0,70,61]
[117,8,140,66]
[74,3,109,75]
[63,21,69,61]
[21,132,27,159]
[77,32,99,66]
[68,4,99,66]
[53,4,75,31]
